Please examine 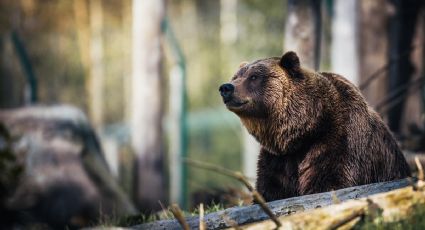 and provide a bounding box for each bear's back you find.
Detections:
[319,72,411,184]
